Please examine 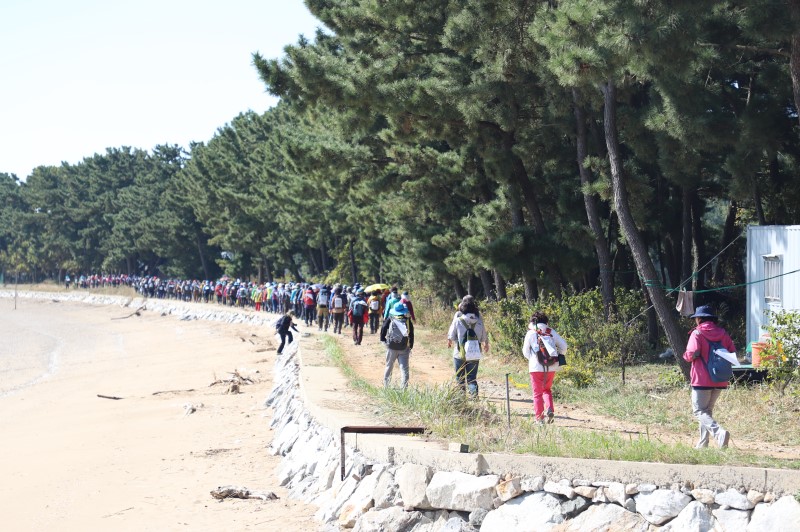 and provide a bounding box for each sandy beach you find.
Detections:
[0,297,317,531]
